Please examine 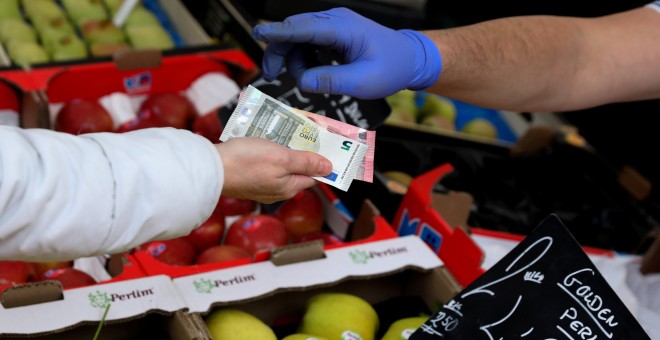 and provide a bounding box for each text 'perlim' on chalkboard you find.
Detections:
[410,214,651,340]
